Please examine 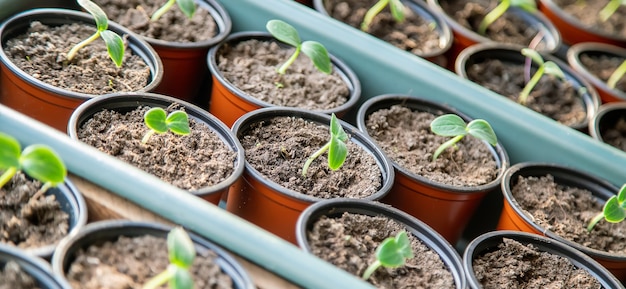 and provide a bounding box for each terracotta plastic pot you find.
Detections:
[0,8,163,132]
[589,102,626,152]
[356,94,509,244]
[296,198,467,288]
[0,243,72,289]
[567,42,626,103]
[497,162,626,282]
[464,230,624,289]
[67,92,244,205]
[228,107,394,244]
[206,32,361,127]
[51,220,255,289]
